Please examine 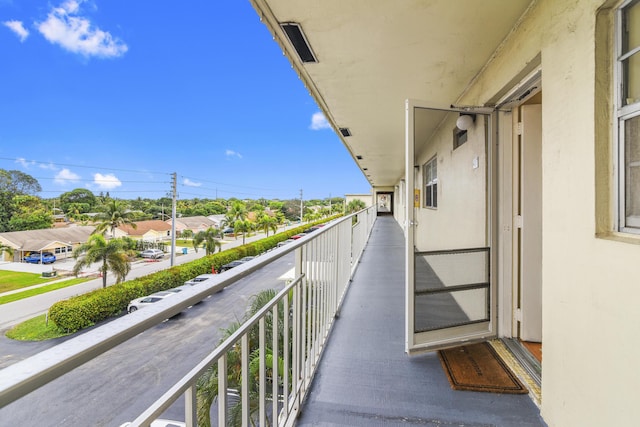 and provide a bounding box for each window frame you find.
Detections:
[617,0,640,233]
[423,156,438,209]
